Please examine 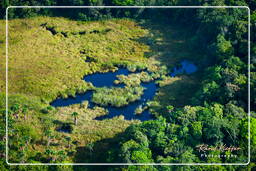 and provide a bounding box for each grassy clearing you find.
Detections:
[53,104,139,146]
[1,17,150,163]
[4,17,151,102]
